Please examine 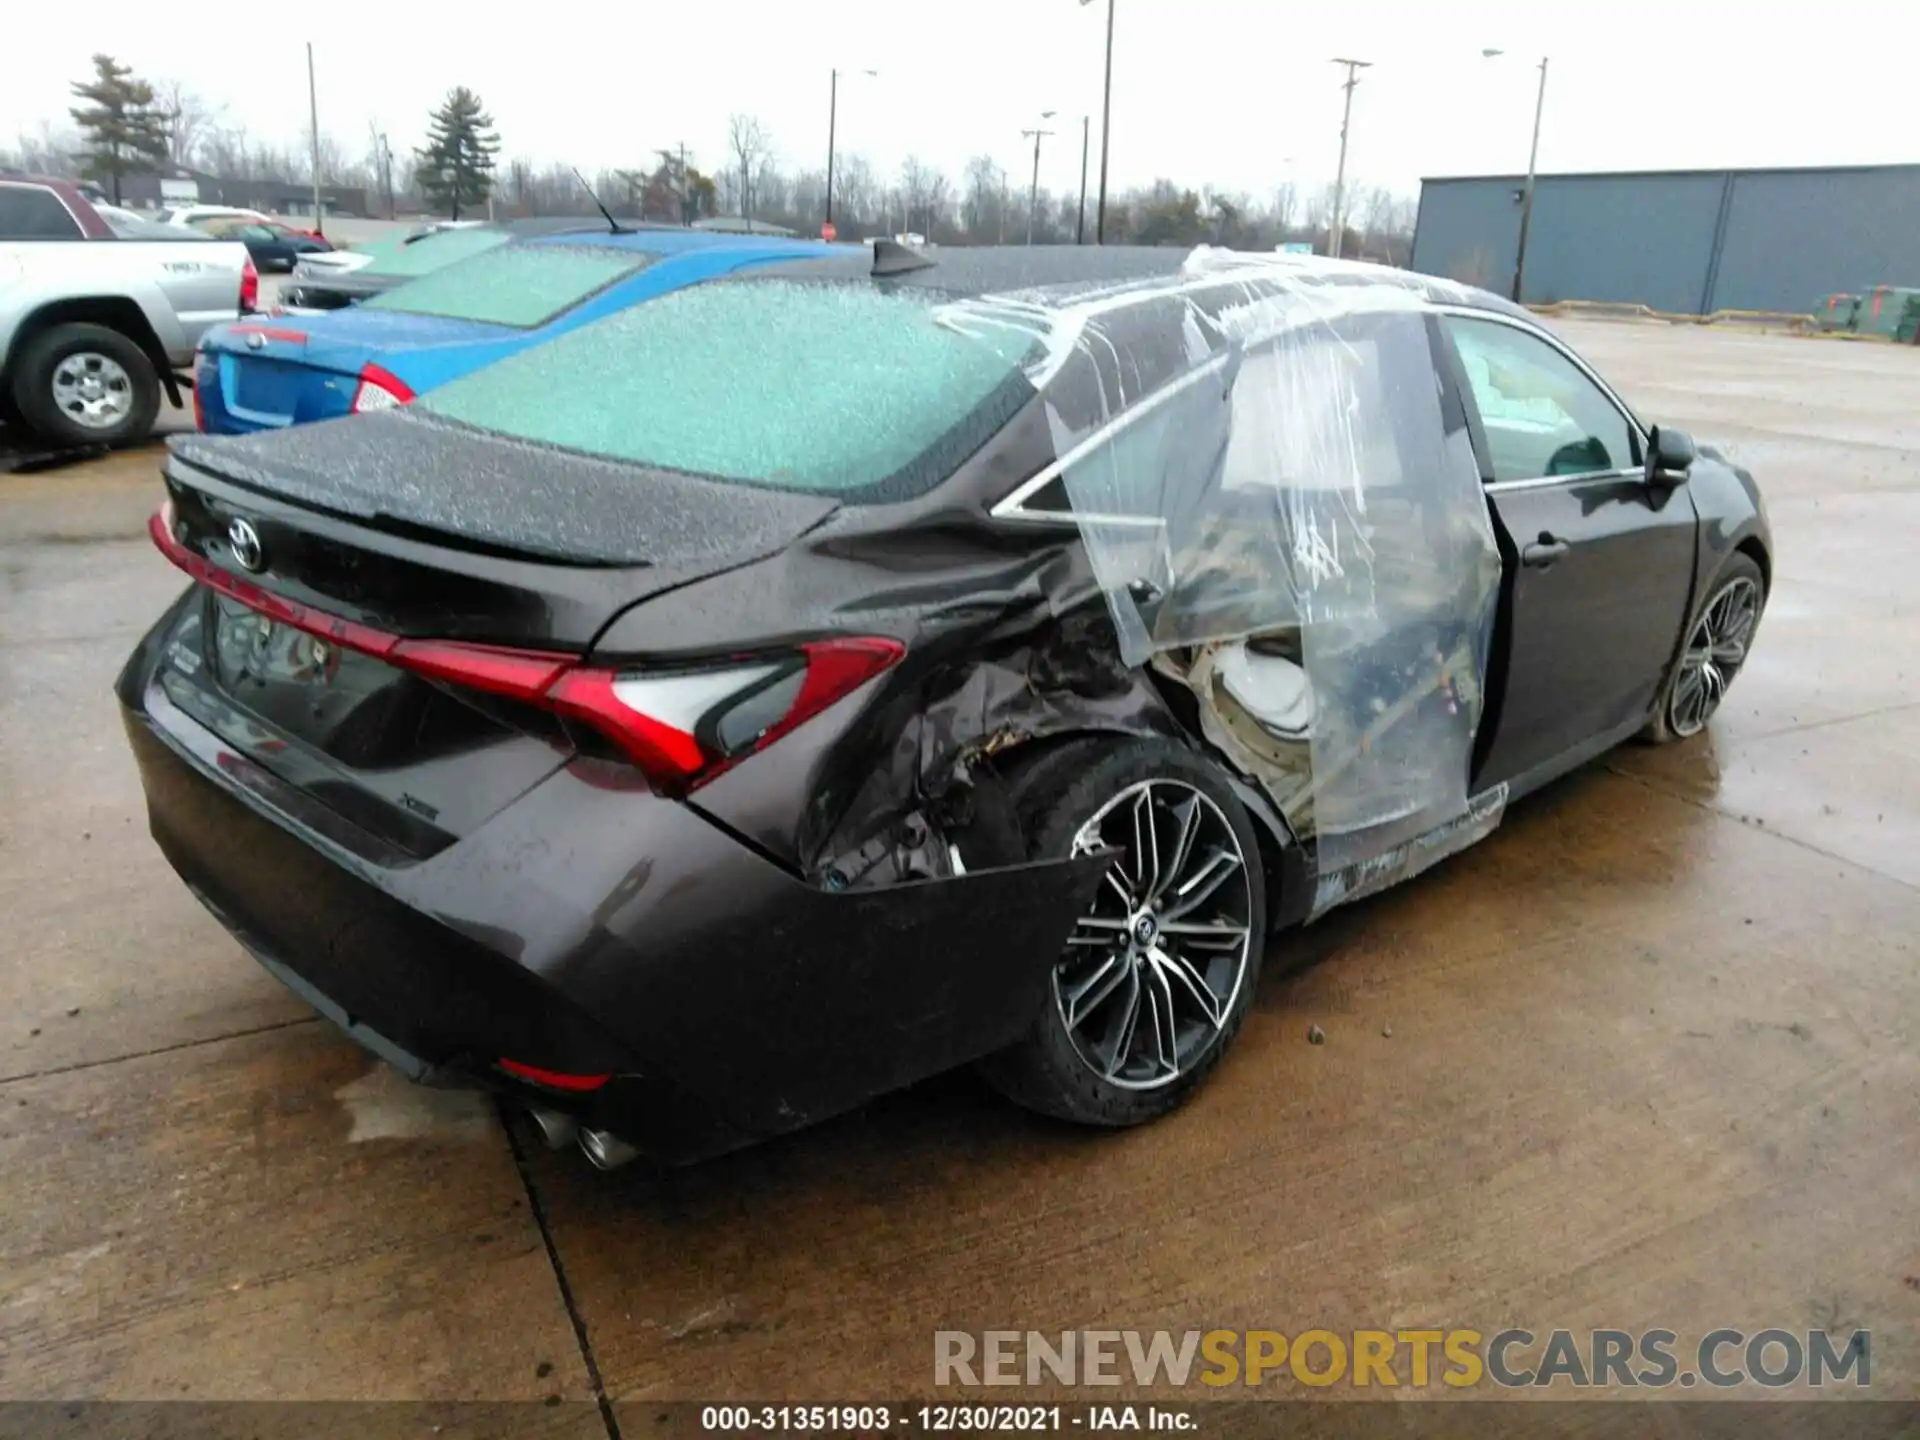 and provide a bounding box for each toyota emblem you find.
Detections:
[227,517,265,572]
